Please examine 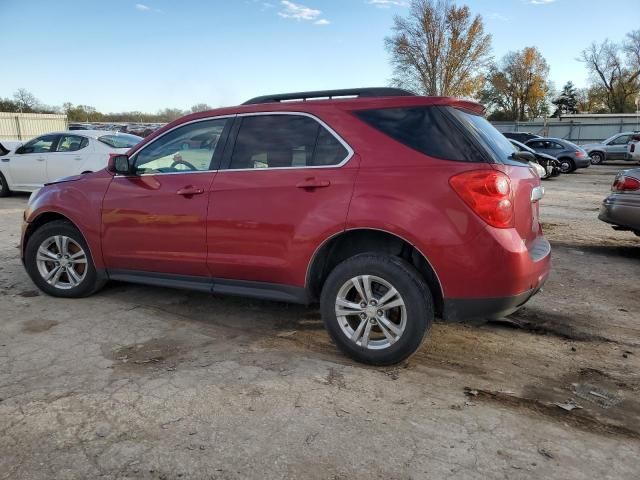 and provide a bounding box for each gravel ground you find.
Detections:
[1,163,639,479]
